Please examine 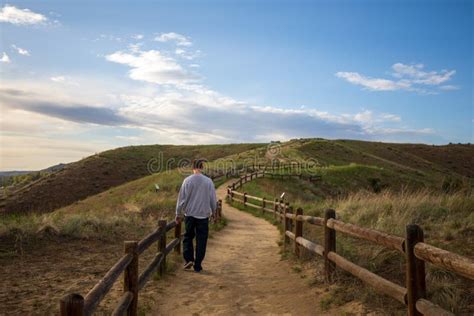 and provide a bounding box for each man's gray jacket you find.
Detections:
[176,173,217,218]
